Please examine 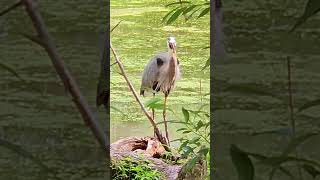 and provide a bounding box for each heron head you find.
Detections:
[167,36,177,52]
